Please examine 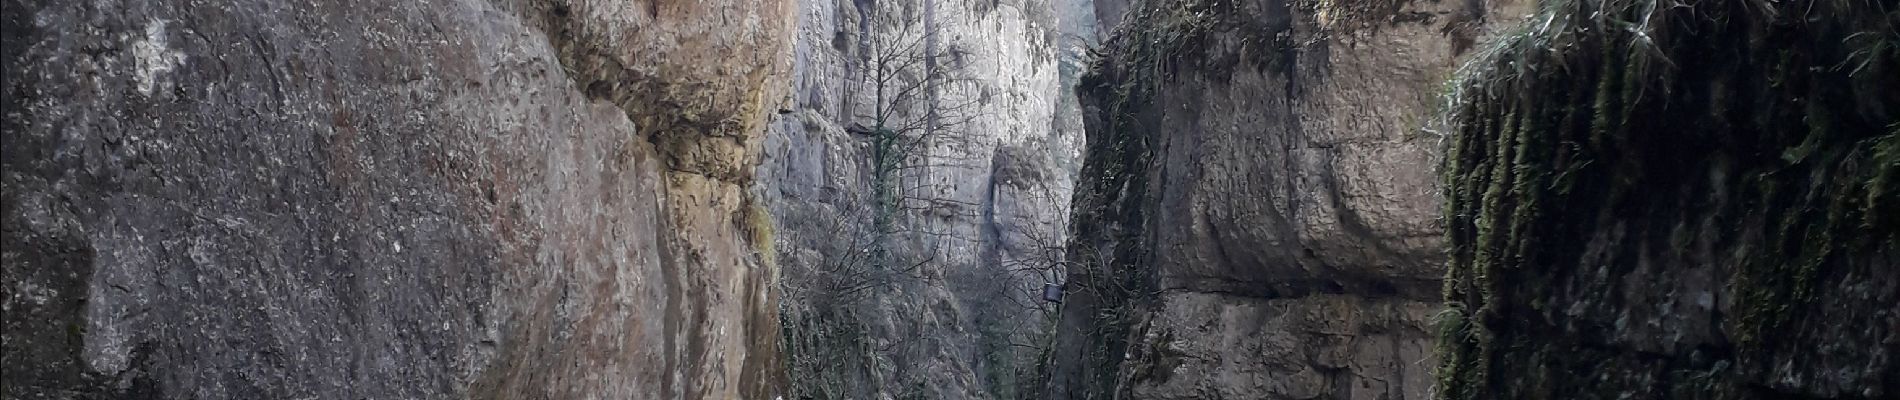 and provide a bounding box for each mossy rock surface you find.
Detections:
[1436,0,1900,398]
